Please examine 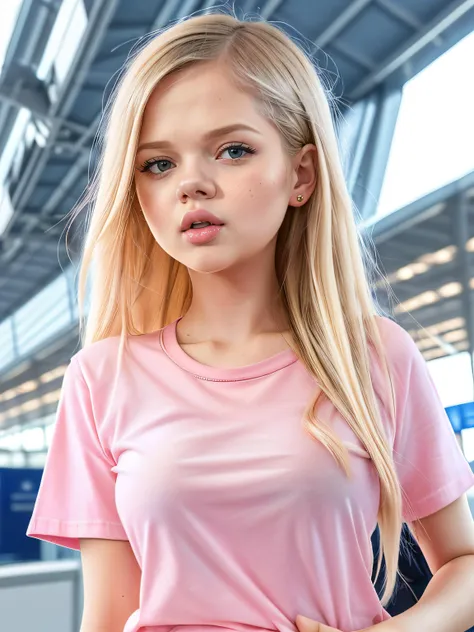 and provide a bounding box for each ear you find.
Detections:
[290,144,317,206]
